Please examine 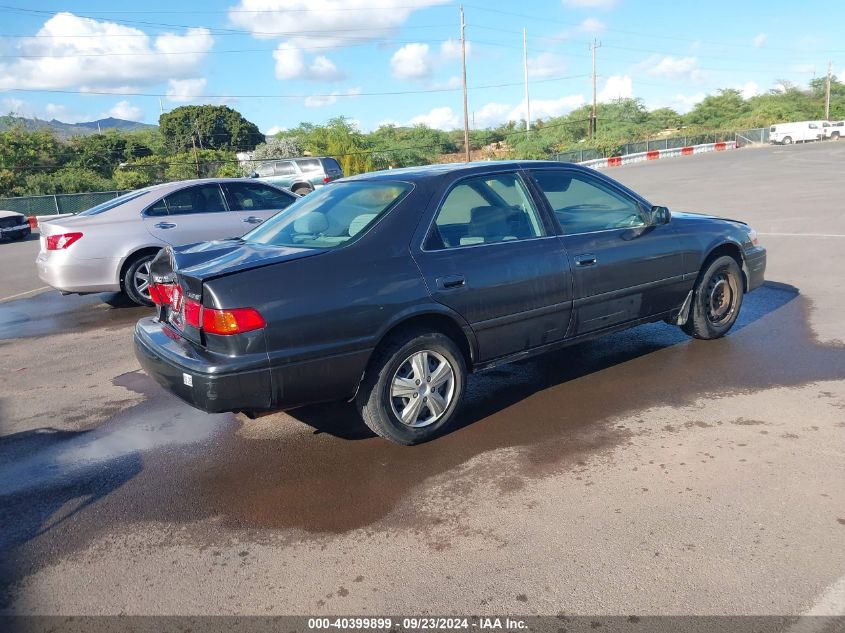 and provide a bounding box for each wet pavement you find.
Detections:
[1,143,844,617]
